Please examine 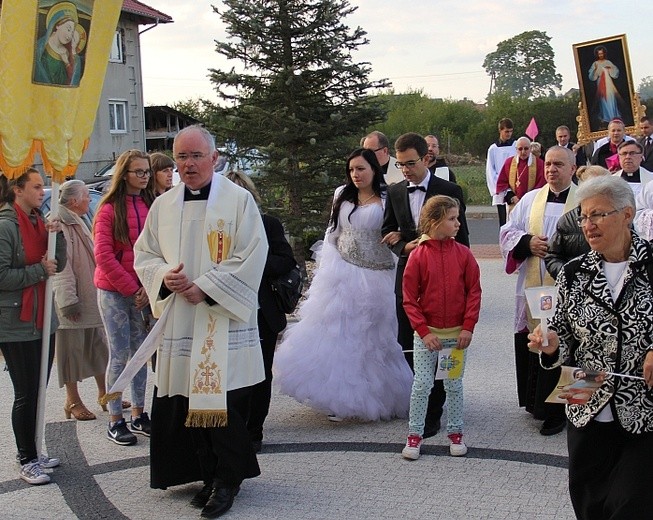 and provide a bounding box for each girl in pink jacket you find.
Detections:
[93,149,155,447]
[400,195,481,460]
